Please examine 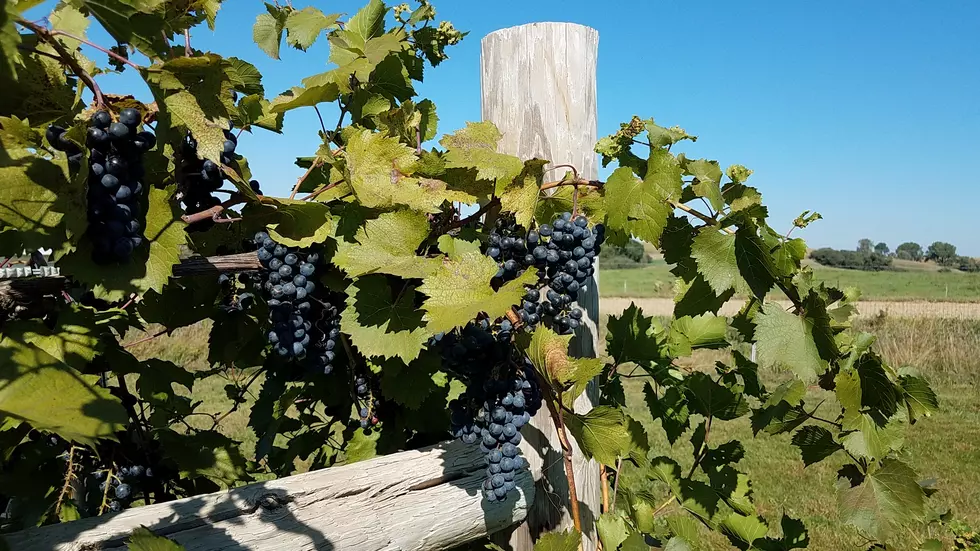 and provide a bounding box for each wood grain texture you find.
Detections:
[3,441,533,551]
[481,22,602,551]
